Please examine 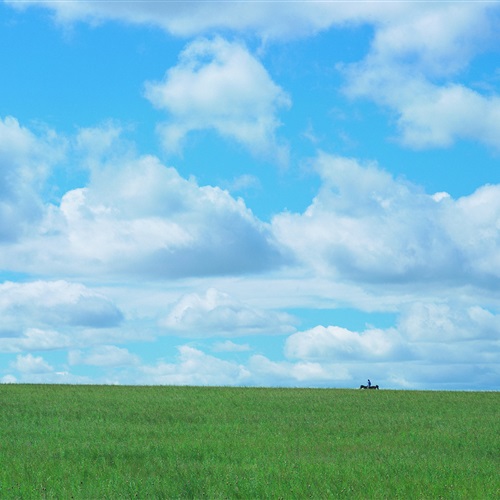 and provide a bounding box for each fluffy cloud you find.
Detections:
[0,328,71,353]
[367,2,493,77]
[0,116,64,241]
[0,279,128,354]
[68,345,140,367]
[0,280,123,338]
[139,345,249,386]
[273,153,500,285]
[10,353,54,374]
[162,288,296,337]
[136,345,351,387]
[58,156,283,278]
[3,356,92,383]
[247,354,350,387]
[342,3,500,149]
[283,299,499,389]
[285,325,408,362]
[344,67,500,150]
[398,302,500,344]
[145,37,290,163]
[0,122,285,279]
